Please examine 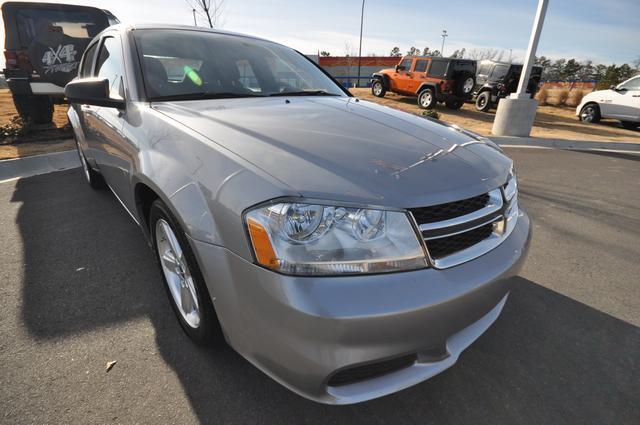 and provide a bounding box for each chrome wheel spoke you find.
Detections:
[155,218,201,329]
